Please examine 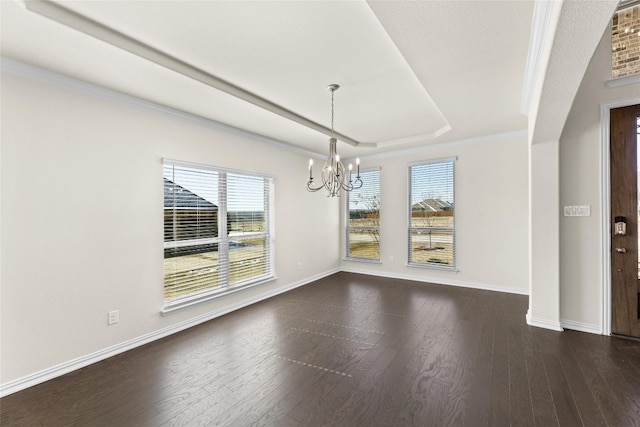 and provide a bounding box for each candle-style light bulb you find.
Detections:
[309,158,313,180]
[356,158,360,176]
